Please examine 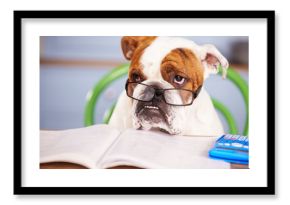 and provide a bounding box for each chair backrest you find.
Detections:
[84,64,248,135]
